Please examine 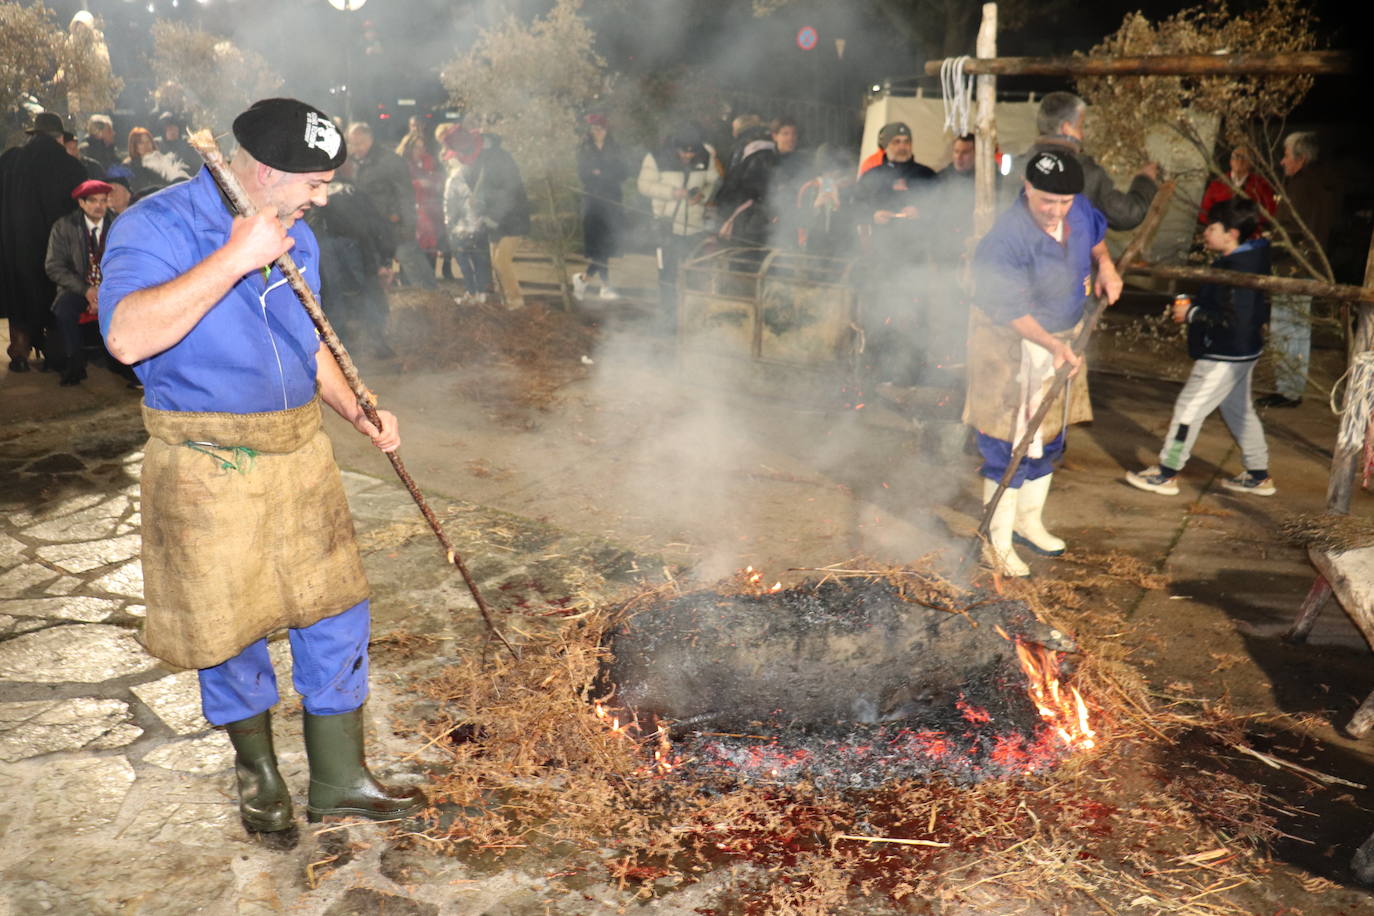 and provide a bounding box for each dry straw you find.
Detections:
[394,551,1291,914]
